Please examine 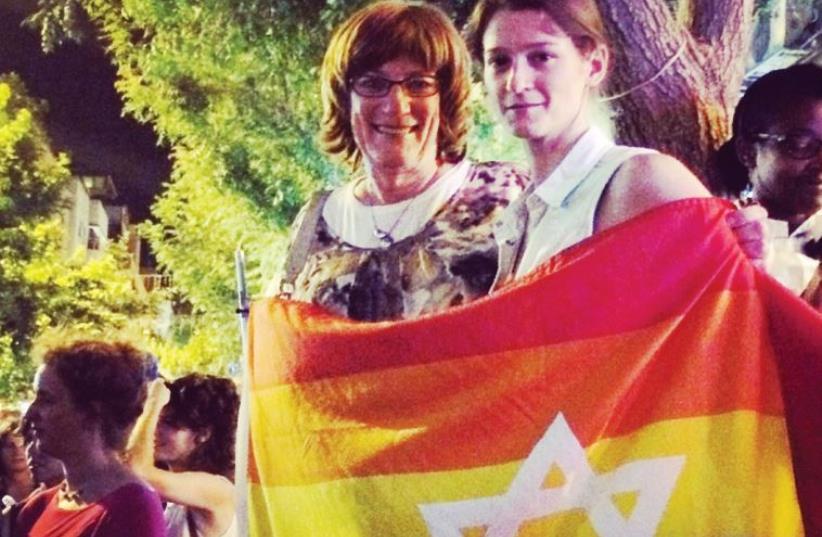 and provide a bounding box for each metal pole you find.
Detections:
[234,248,251,536]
